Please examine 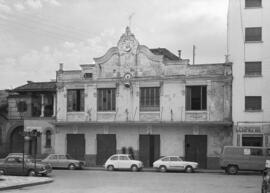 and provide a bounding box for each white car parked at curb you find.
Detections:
[104,154,143,172]
[153,156,198,173]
